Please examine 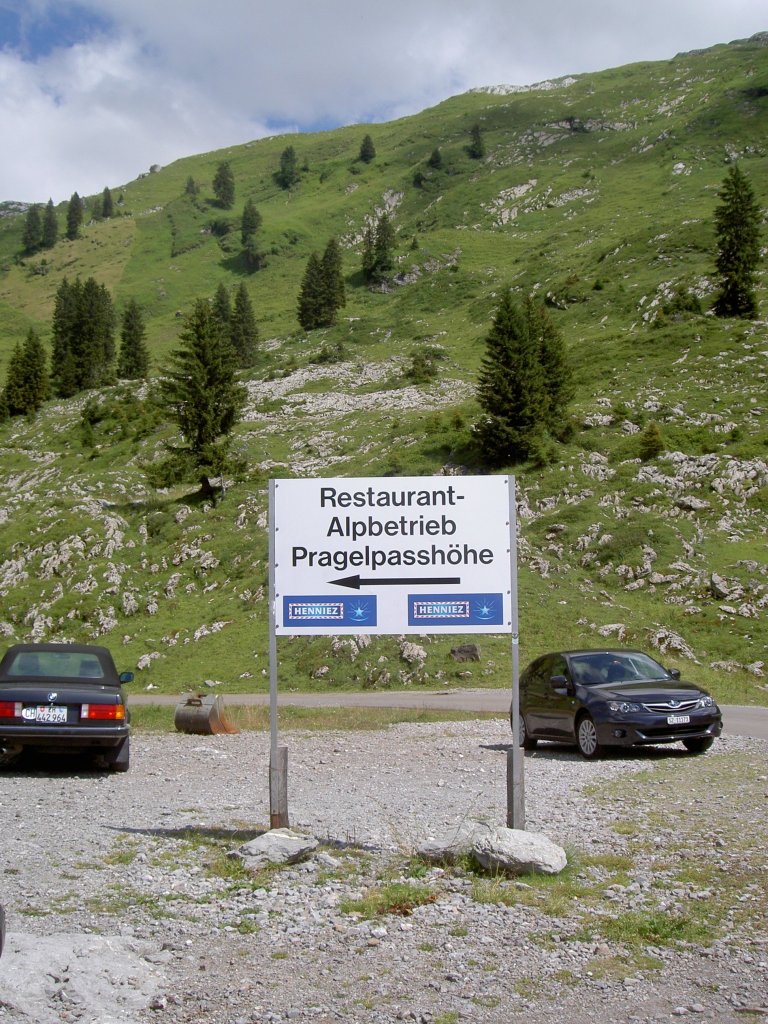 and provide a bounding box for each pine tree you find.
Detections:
[427,147,443,169]
[468,123,486,160]
[639,421,665,461]
[185,176,199,197]
[157,299,247,497]
[3,342,28,415]
[2,330,49,416]
[361,215,396,284]
[359,134,376,163]
[50,276,116,395]
[276,145,300,189]
[66,192,83,240]
[51,278,80,397]
[117,299,149,378]
[42,199,58,248]
[372,212,395,282]
[320,237,345,324]
[212,282,232,328]
[212,161,235,209]
[22,328,50,411]
[241,199,264,271]
[475,292,548,465]
[101,187,114,218]
[22,205,42,253]
[361,223,376,282]
[230,282,259,367]
[241,199,262,246]
[297,253,325,331]
[77,277,117,388]
[527,298,573,431]
[713,164,762,319]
